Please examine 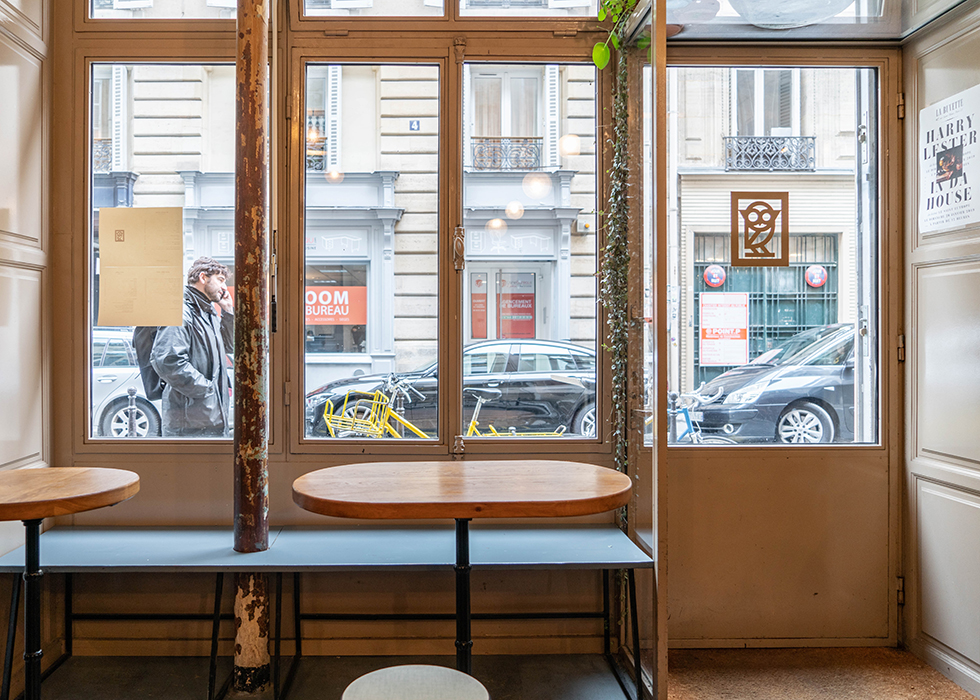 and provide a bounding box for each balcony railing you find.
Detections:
[307,113,328,171]
[93,138,113,173]
[472,137,543,171]
[723,136,816,172]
